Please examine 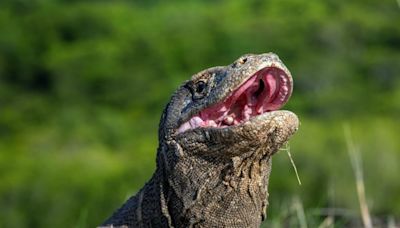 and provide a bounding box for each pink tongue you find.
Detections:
[253,71,279,113]
[221,70,280,115]
[265,73,278,102]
